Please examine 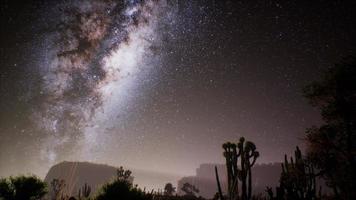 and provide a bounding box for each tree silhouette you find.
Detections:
[164,183,176,196]
[0,175,47,200]
[117,166,132,182]
[303,57,356,199]
[181,182,199,197]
